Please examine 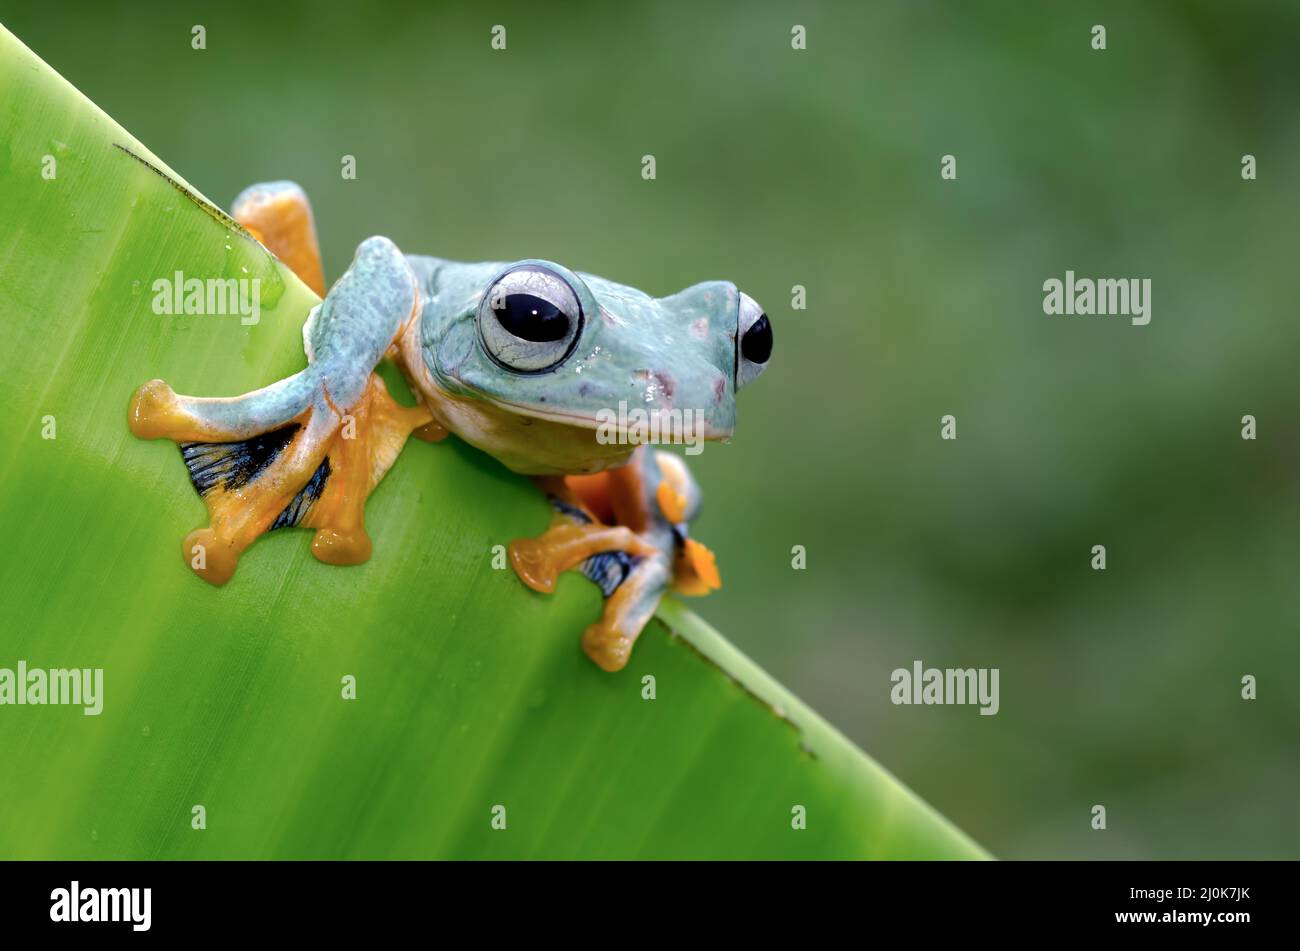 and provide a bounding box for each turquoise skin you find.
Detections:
[402,254,754,473]
[409,256,738,436]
